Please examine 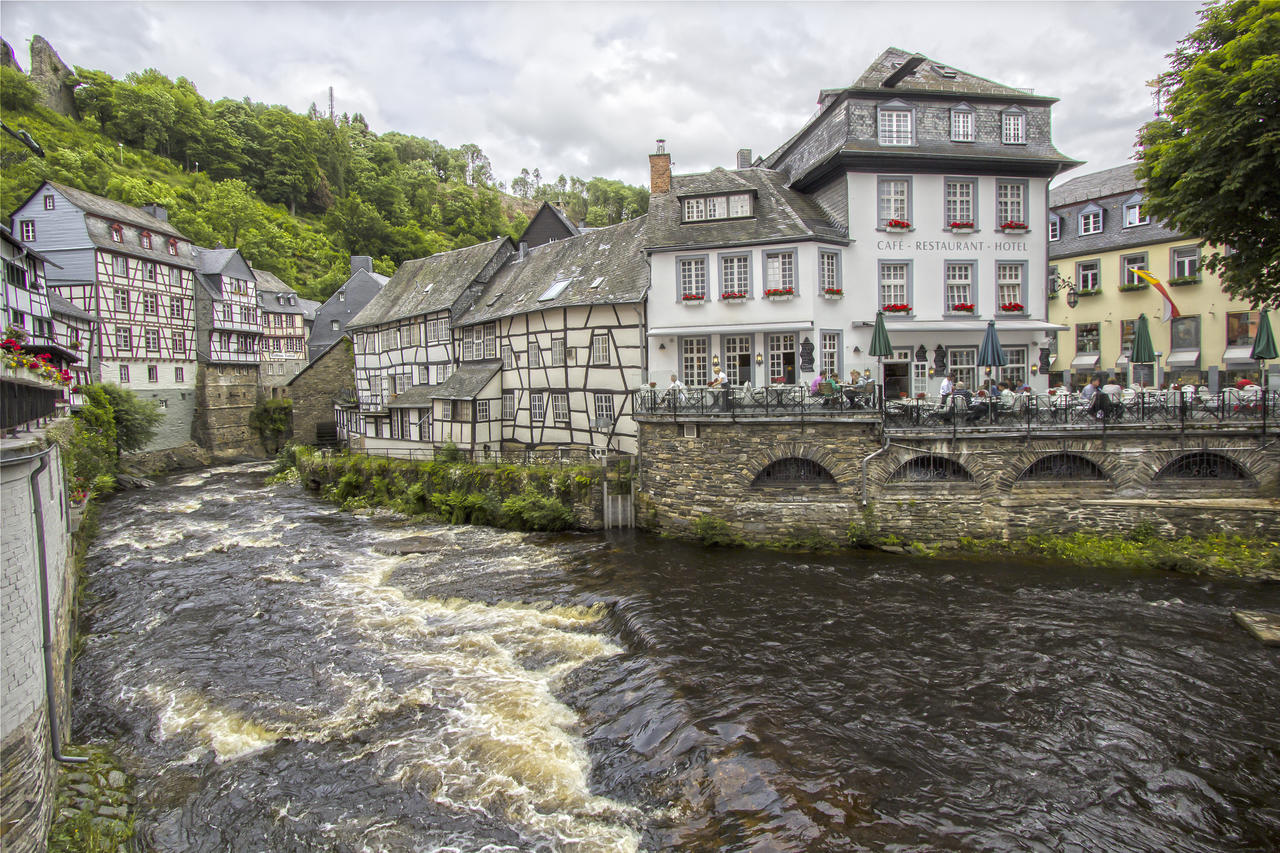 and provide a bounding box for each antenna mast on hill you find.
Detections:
[329,86,336,125]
